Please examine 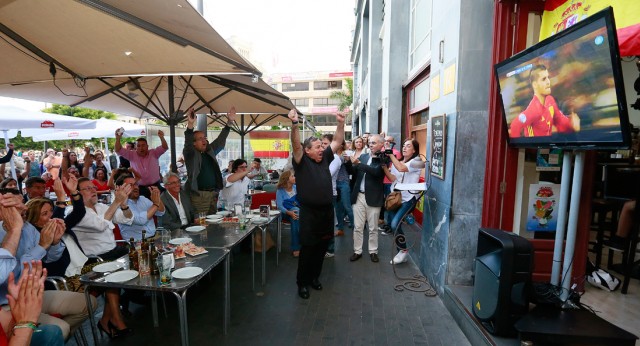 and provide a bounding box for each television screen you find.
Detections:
[495,7,631,149]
